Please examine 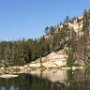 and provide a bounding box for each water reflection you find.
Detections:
[0,77,19,90]
[30,69,68,84]
[0,69,90,90]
